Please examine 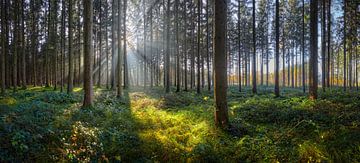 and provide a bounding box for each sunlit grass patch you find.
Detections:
[298,141,329,162]
[0,97,17,105]
[73,87,83,92]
